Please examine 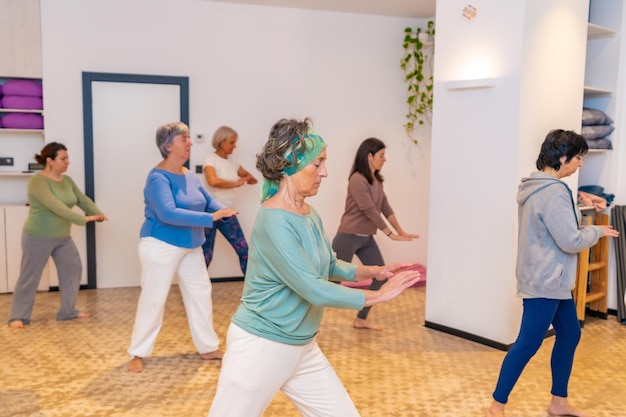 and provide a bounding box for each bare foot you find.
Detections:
[548,396,592,417]
[484,400,506,417]
[9,320,25,329]
[77,311,90,319]
[128,356,144,373]
[200,350,223,360]
[353,317,383,331]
